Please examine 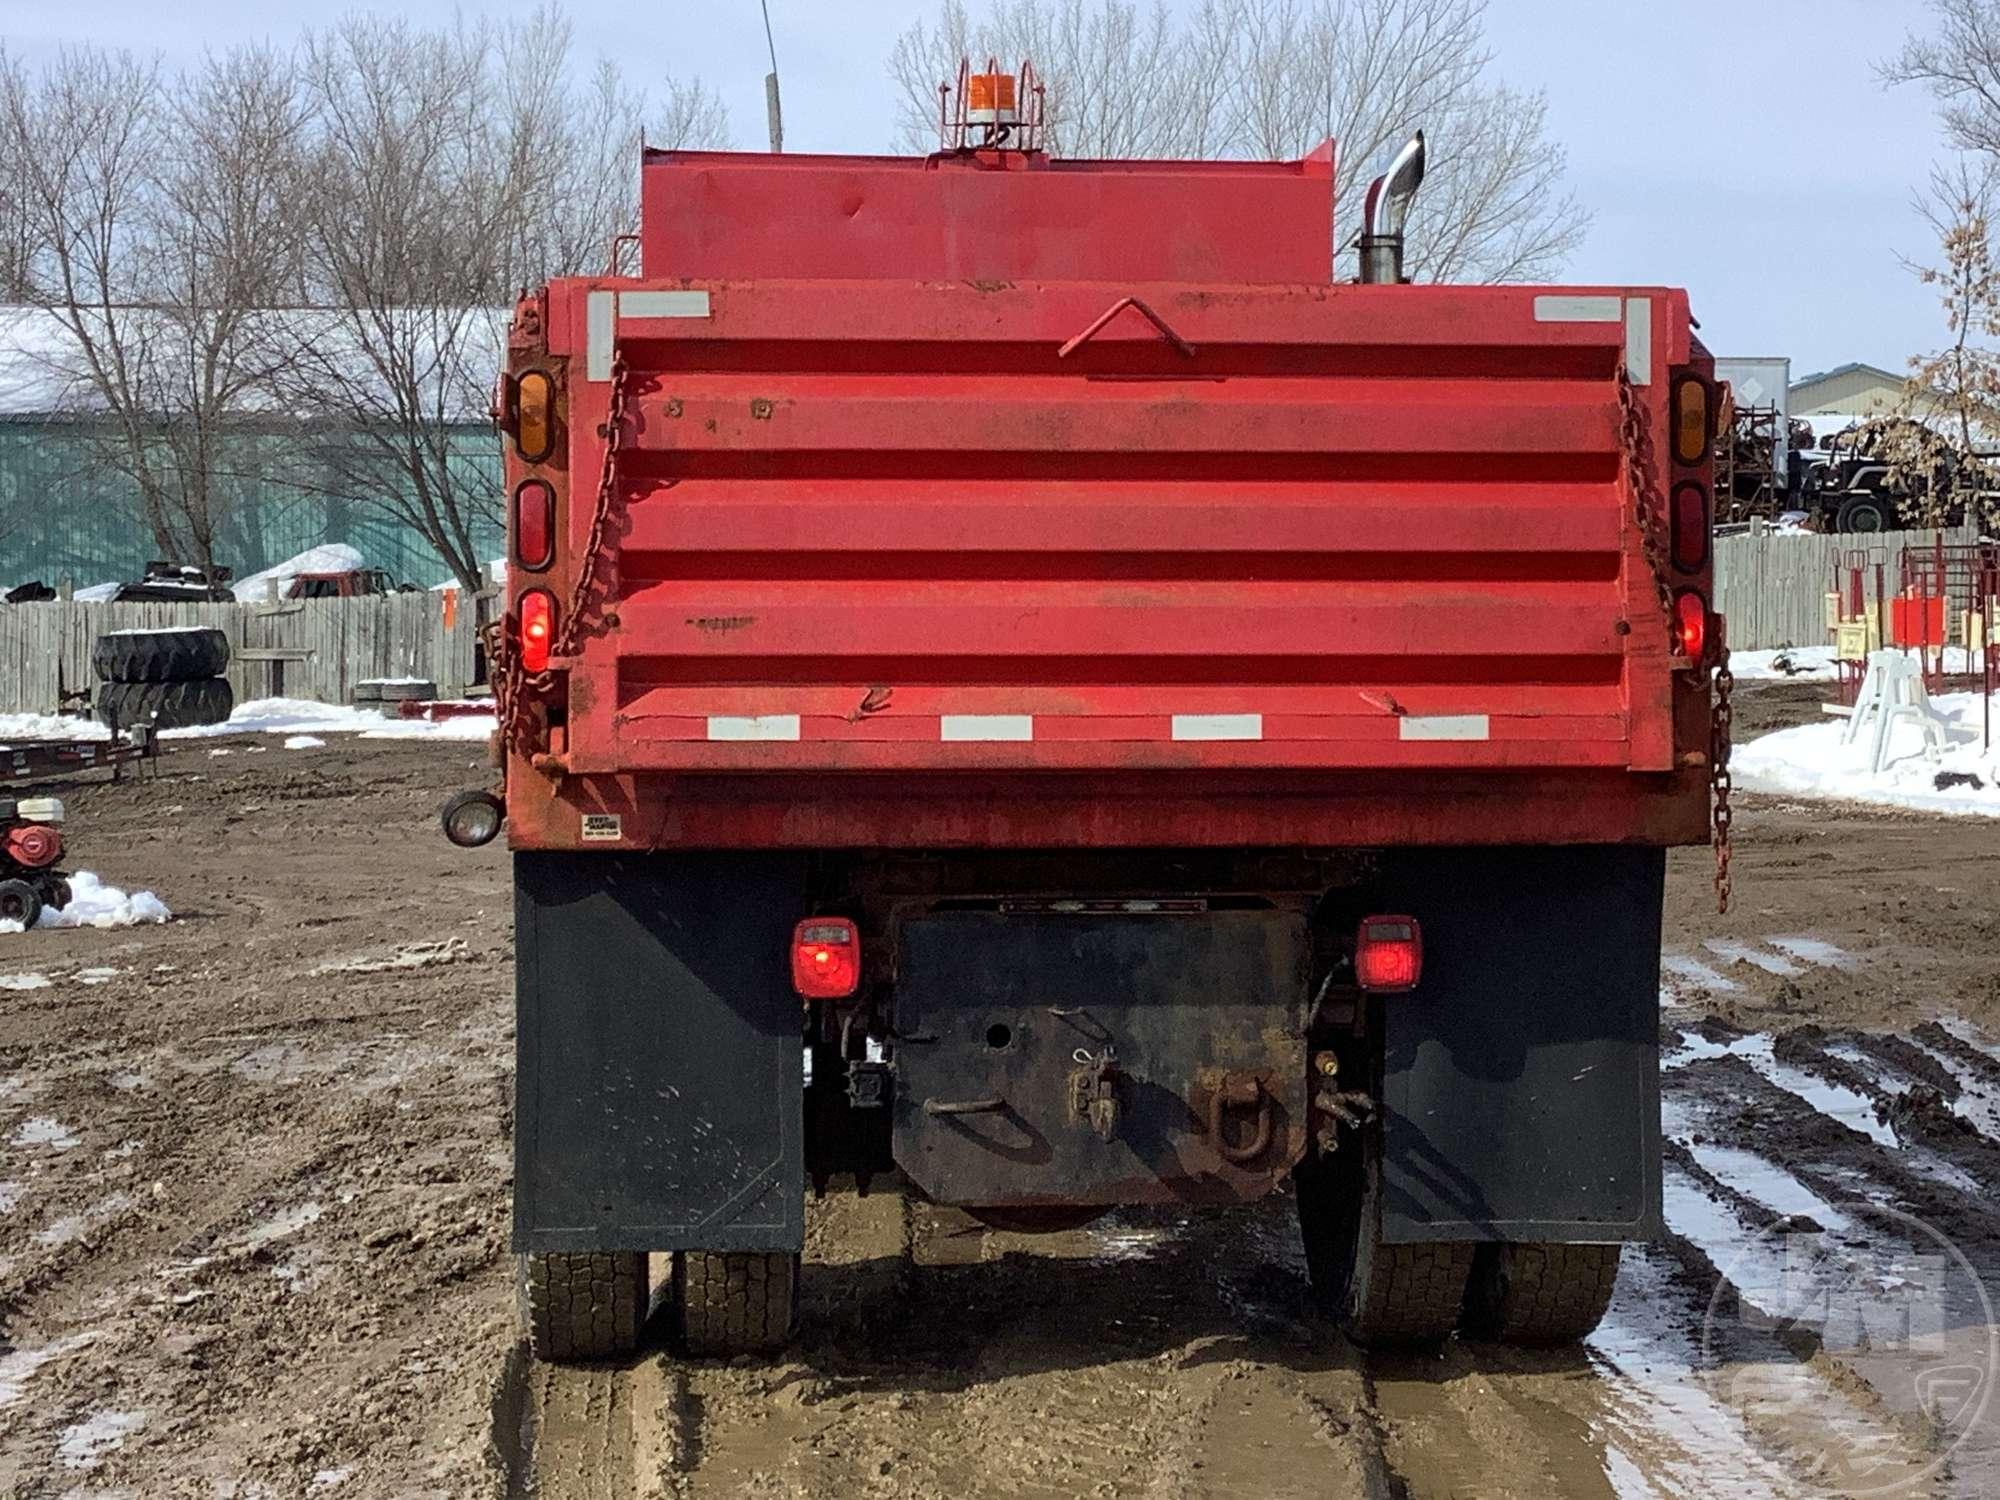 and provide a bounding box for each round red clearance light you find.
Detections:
[792,918,860,999]
[1674,590,1708,661]
[519,590,556,674]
